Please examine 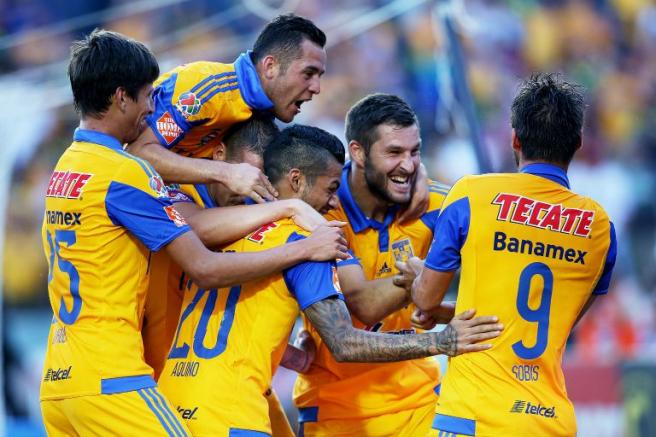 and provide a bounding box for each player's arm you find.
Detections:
[165,223,348,289]
[303,297,502,363]
[174,199,325,247]
[336,263,411,326]
[412,268,456,313]
[127,127,277,202]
